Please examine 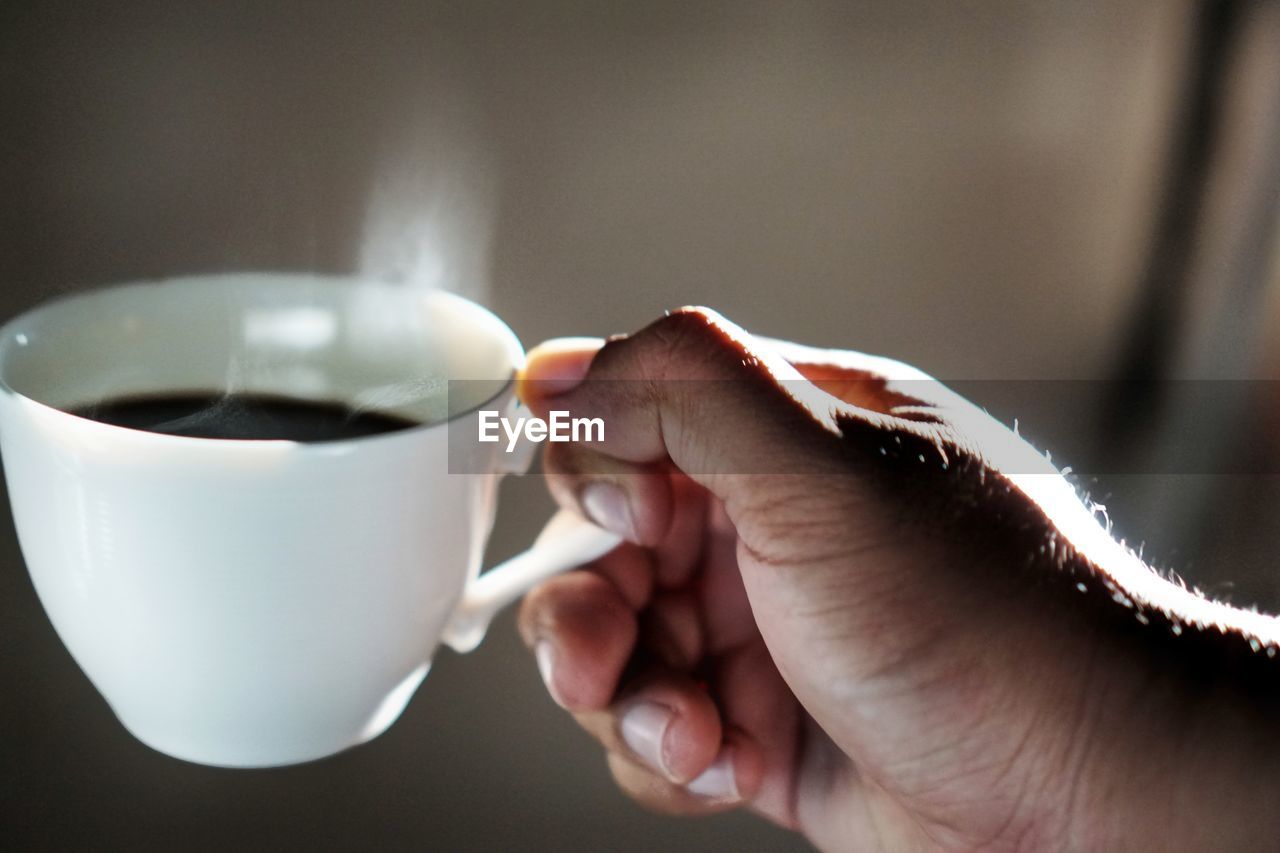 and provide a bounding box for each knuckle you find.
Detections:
[542,440,587,479]
[515,588,548,645]
[647,307,725,346]
[646,308,734,367]
[517,579,558,627]
[625,308,744,381]
[527,572,628,635]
